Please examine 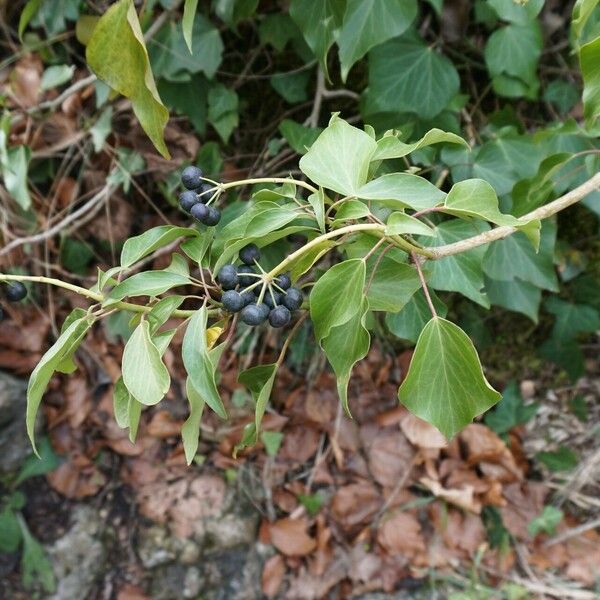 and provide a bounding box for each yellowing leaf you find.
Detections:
[206,326,223,349]
[86,0,170,158]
